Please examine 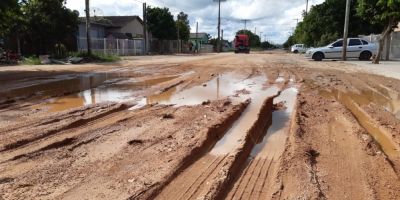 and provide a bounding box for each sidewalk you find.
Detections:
[344,60,400,80]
